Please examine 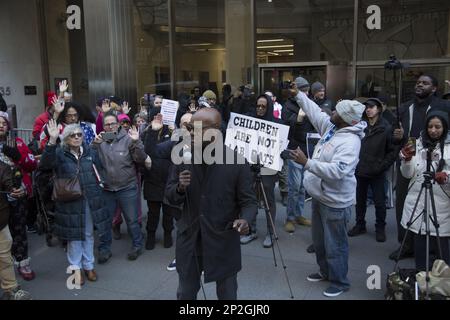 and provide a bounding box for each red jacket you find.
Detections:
[13,137,38,197]
[33,111,51,139]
